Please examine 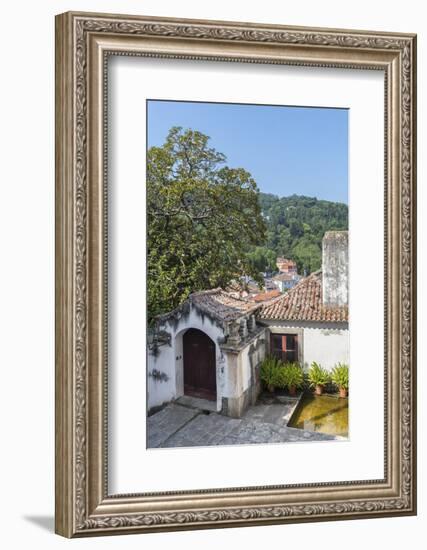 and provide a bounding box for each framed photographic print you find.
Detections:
[55,11,417,537]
